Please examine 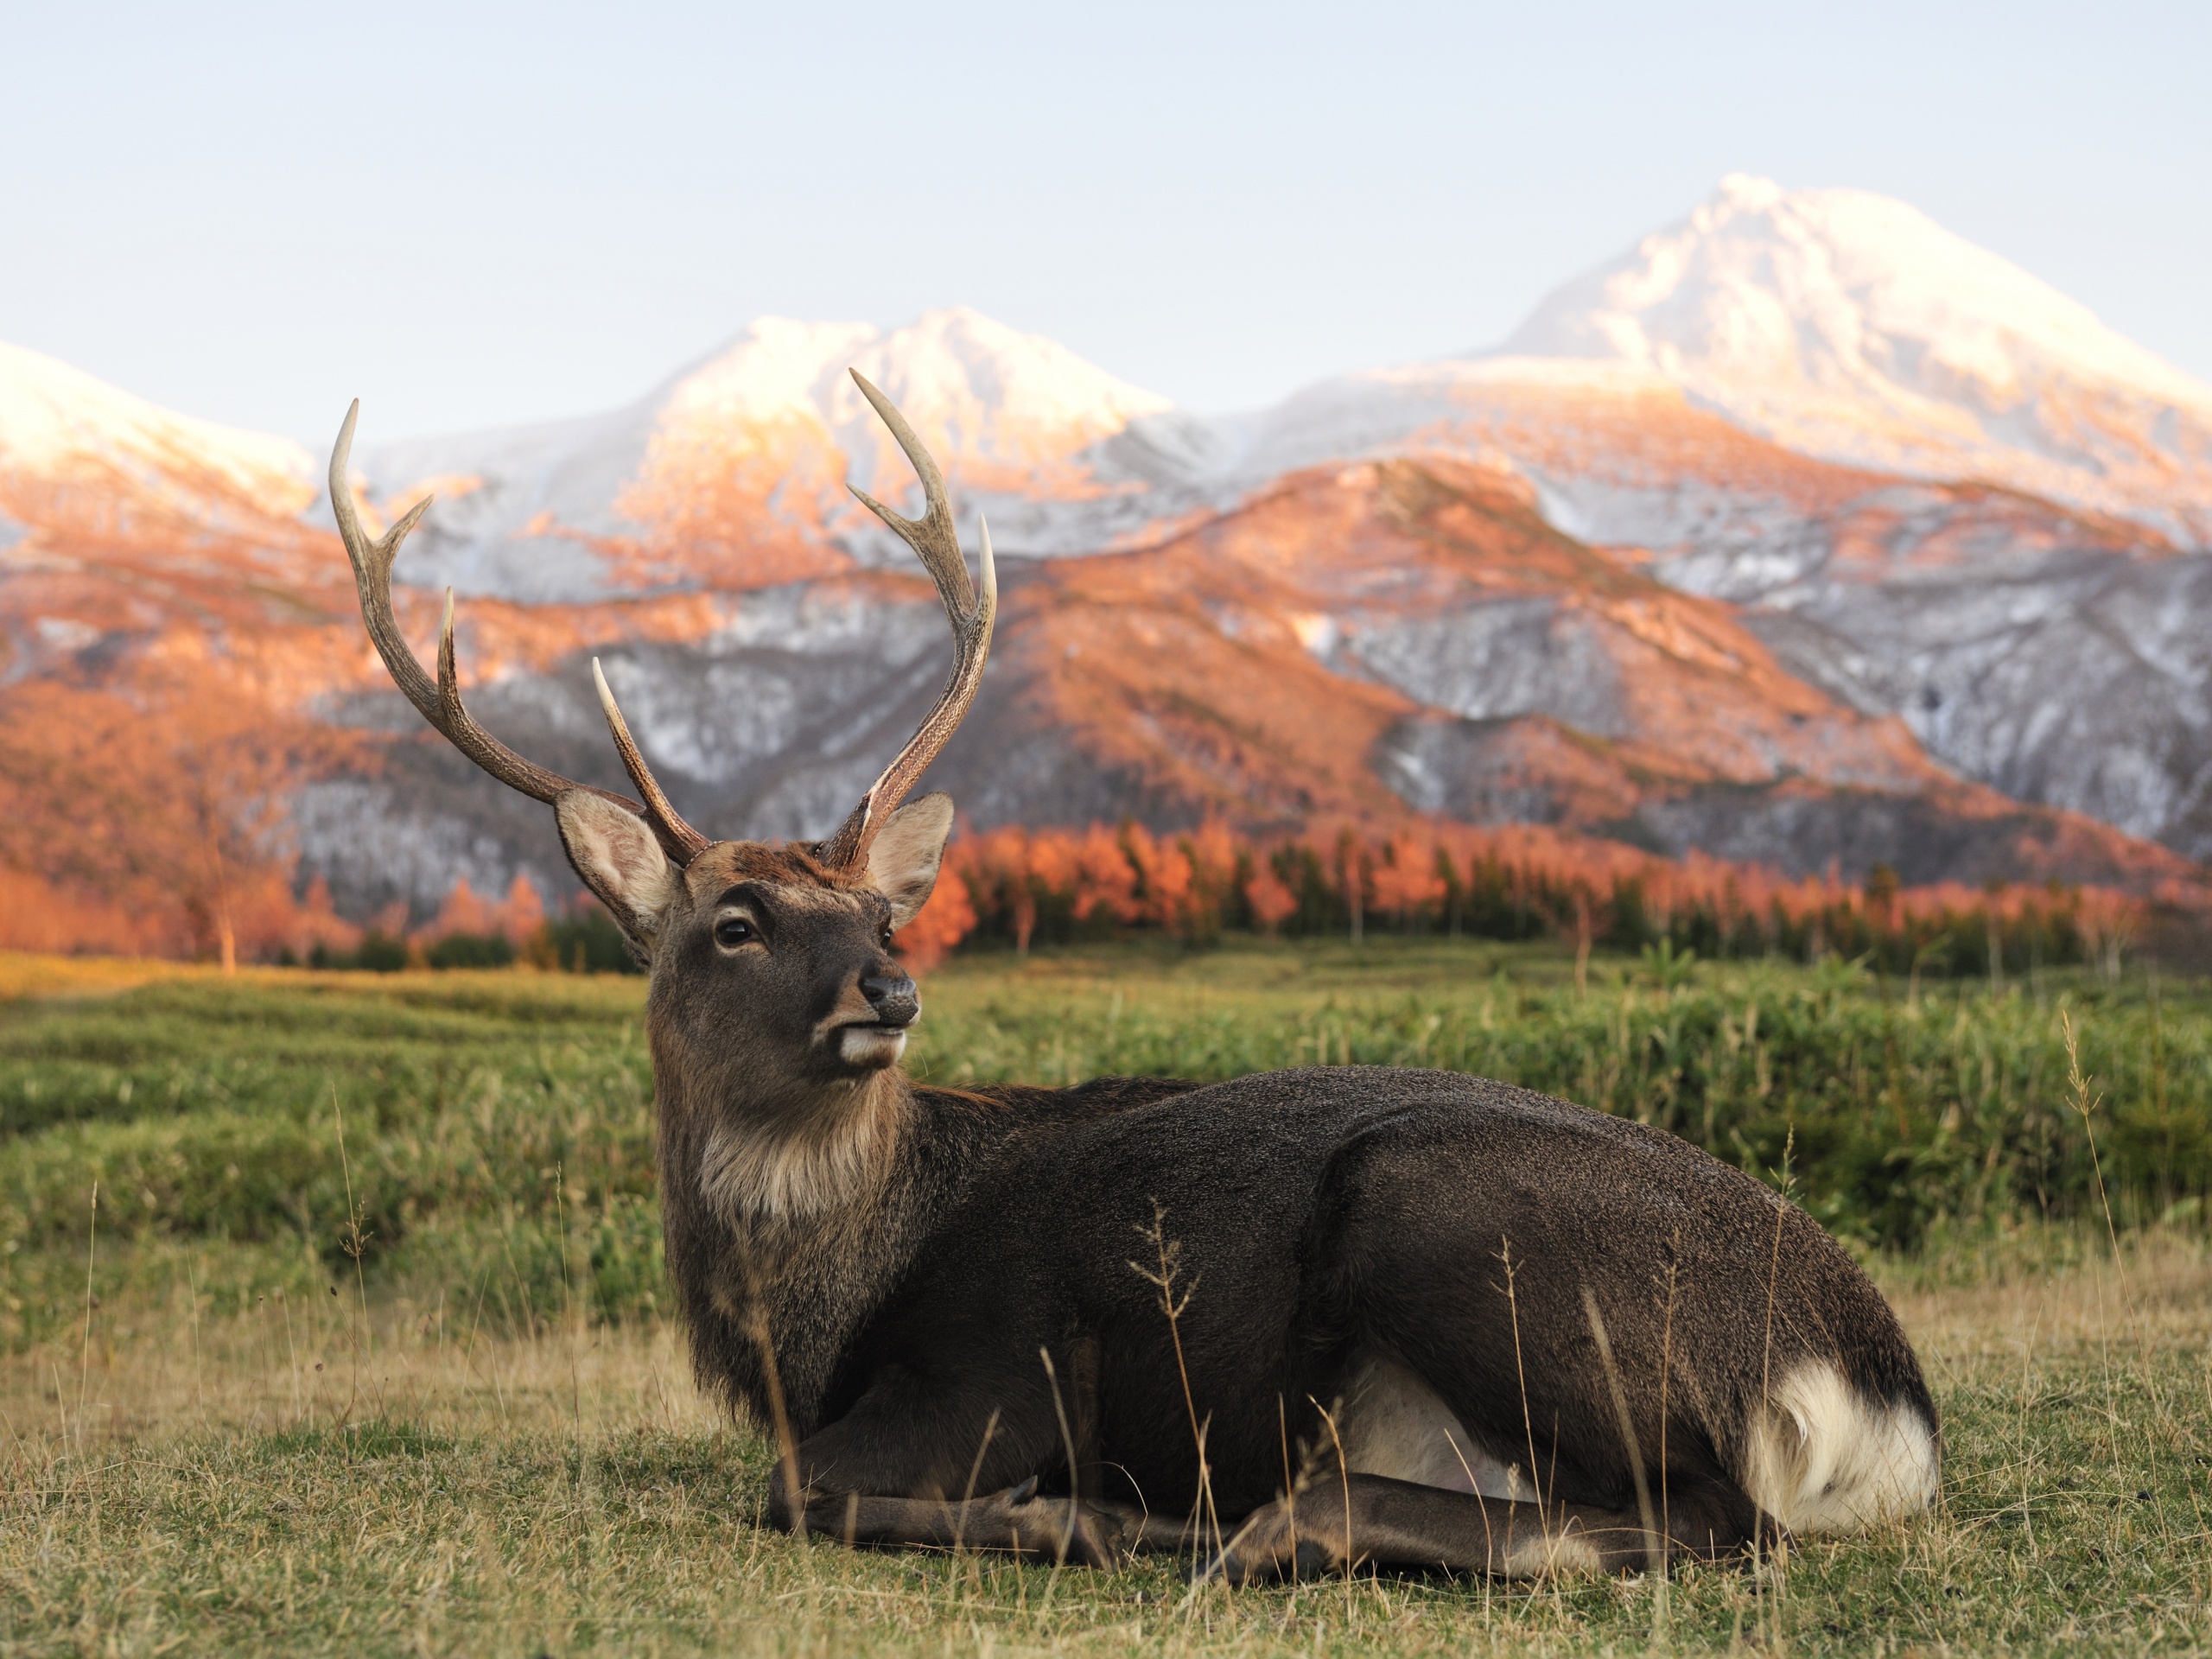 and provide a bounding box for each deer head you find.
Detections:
[331,373,996,1125]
